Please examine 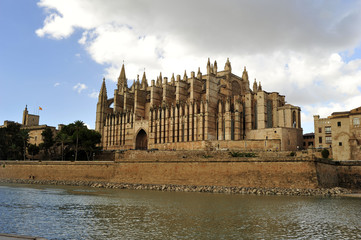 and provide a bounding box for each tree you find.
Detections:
[56,132,71,161]
[81,129,101,160]
[41,127,55,159]
[3,123,23,160]
[57,121,101,161]
[73,121,86,161]
[19,129,30,160]
[28,144,40,160]
[321,149,330,159]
